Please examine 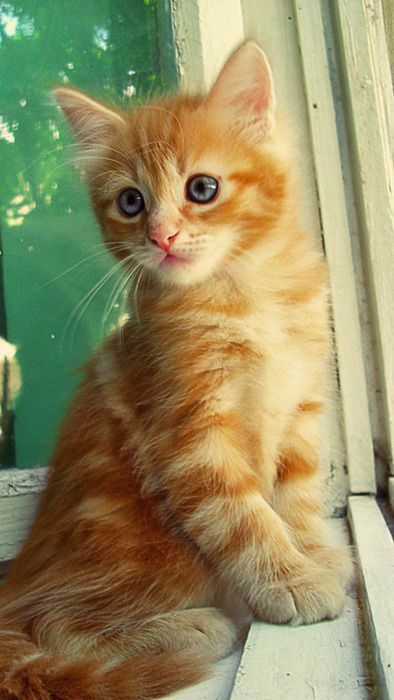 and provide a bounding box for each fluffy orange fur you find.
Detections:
[0,42,352,699]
